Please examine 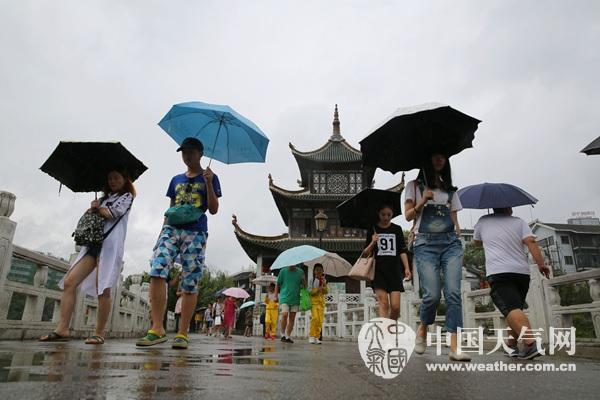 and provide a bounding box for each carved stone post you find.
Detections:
[0,191,17,317]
